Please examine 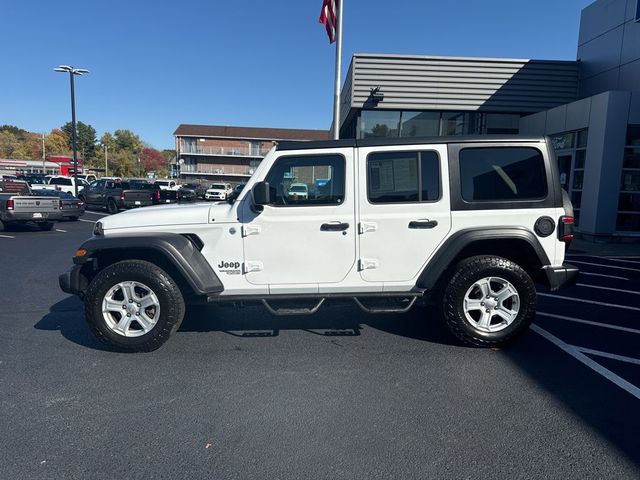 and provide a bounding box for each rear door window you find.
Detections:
[50,177,73,186]
[367,151,440,203]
